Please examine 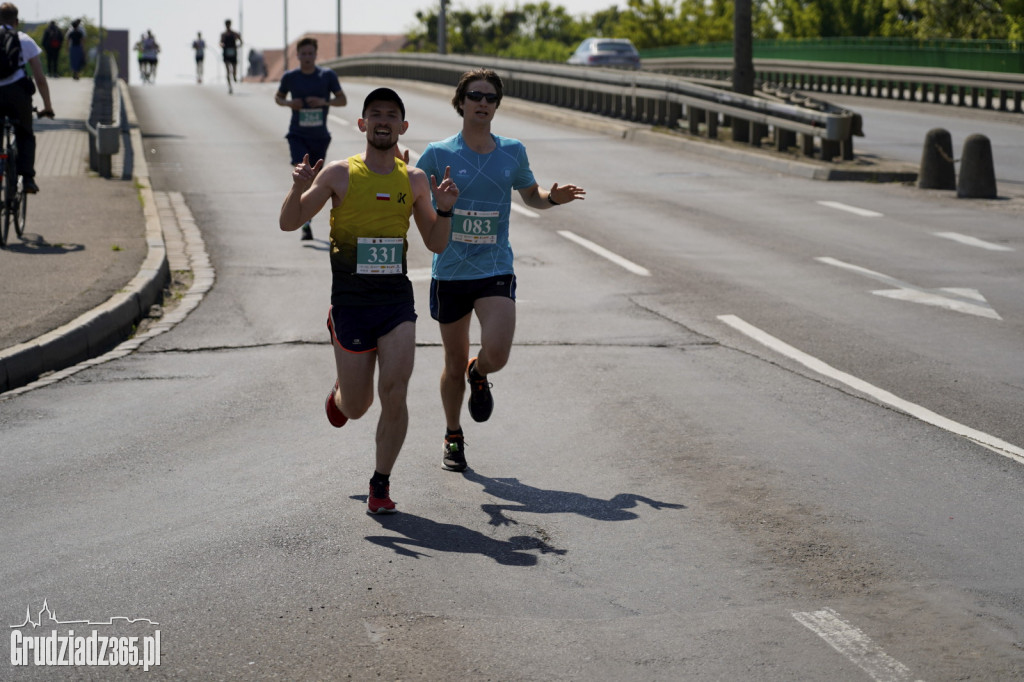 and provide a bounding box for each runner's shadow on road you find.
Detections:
[460,470,686,527]
[354,502,567,566]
